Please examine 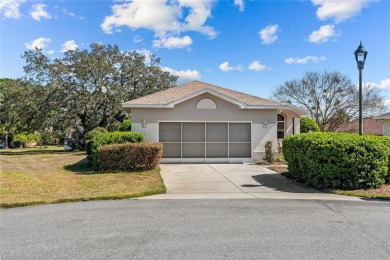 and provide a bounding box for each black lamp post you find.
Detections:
[354,41,368,136]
